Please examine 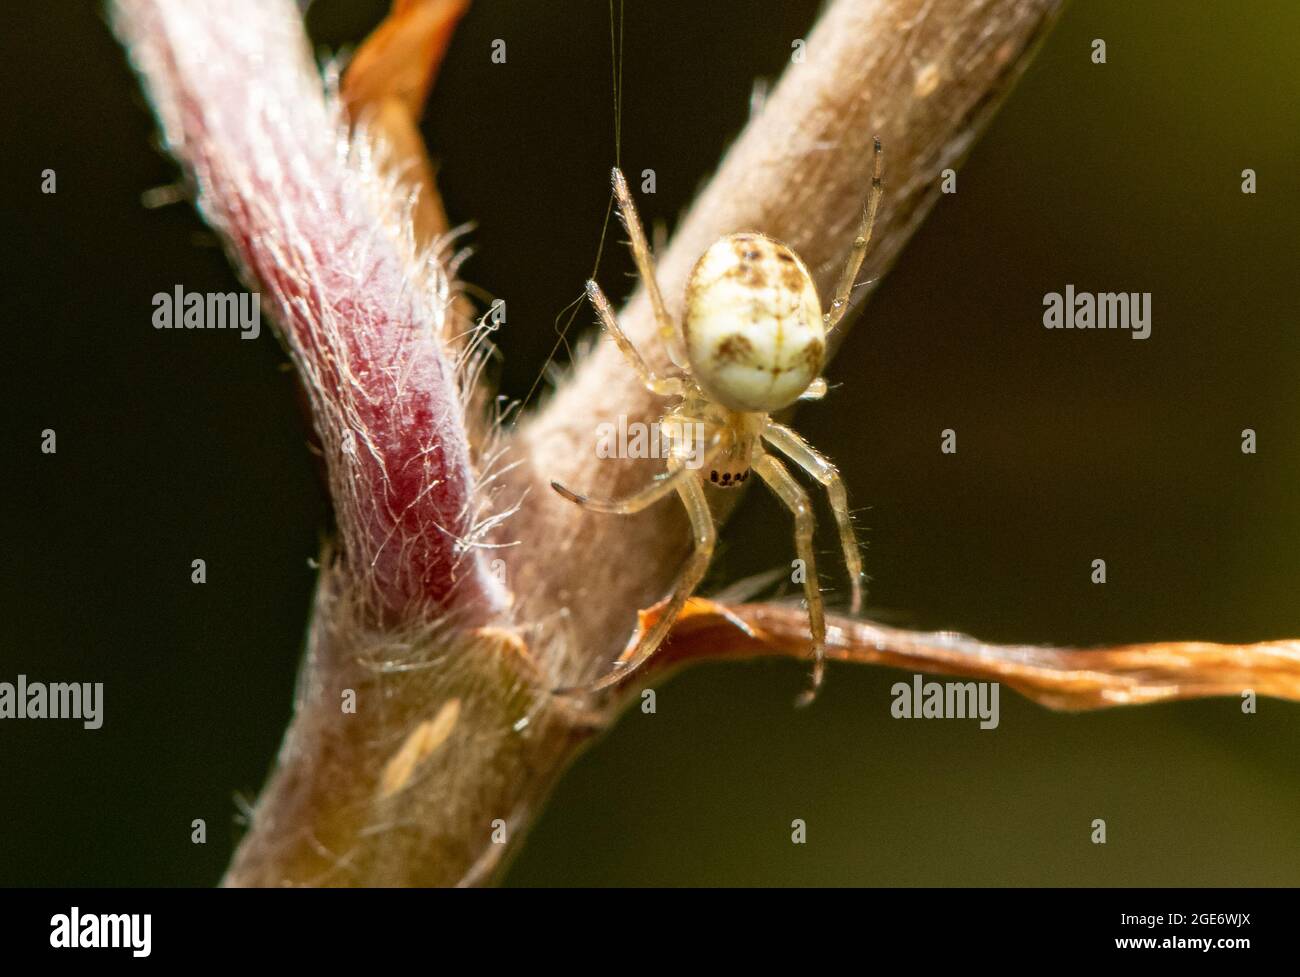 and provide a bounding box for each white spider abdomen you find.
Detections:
[682,233,825,412]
